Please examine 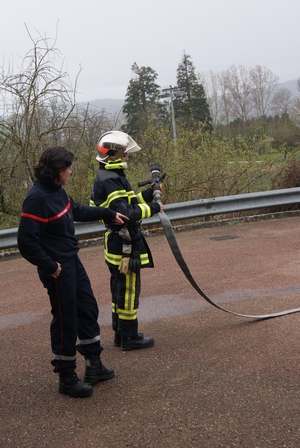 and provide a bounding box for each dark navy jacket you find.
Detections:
[18,179,116,275]
[90,162,160,268]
